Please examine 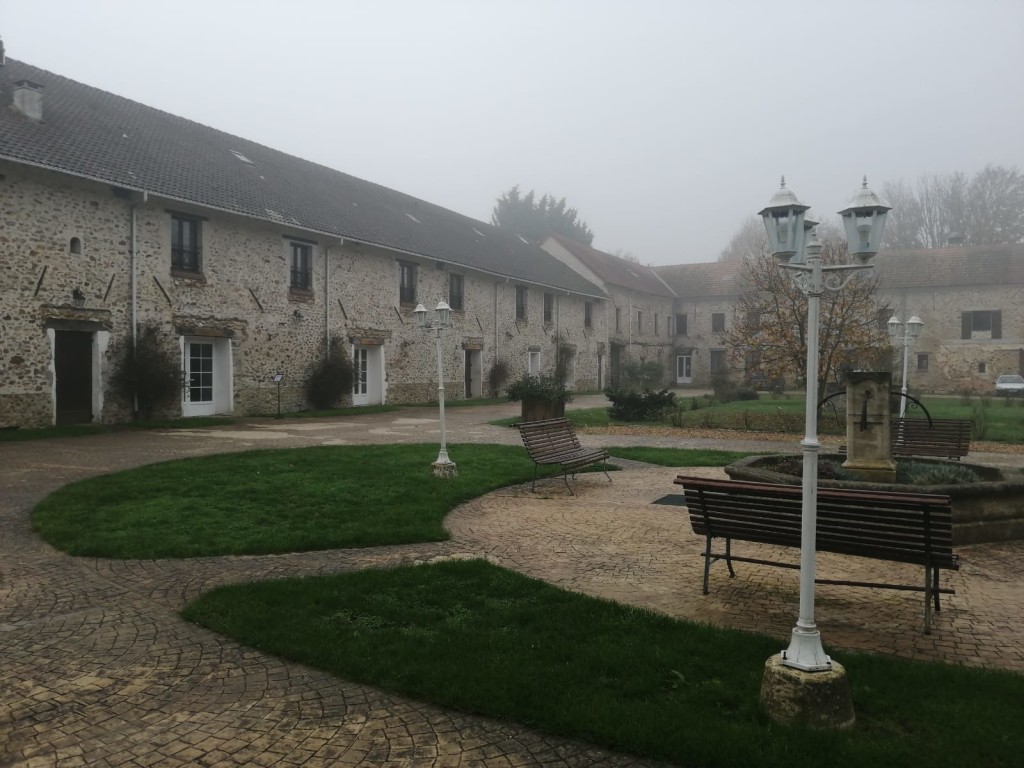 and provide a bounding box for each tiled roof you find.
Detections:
[548,234,675,298]
[874,244,1024,289]
[656,245,1024,299]
[0,60,606,299]
[654,260,745,298]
